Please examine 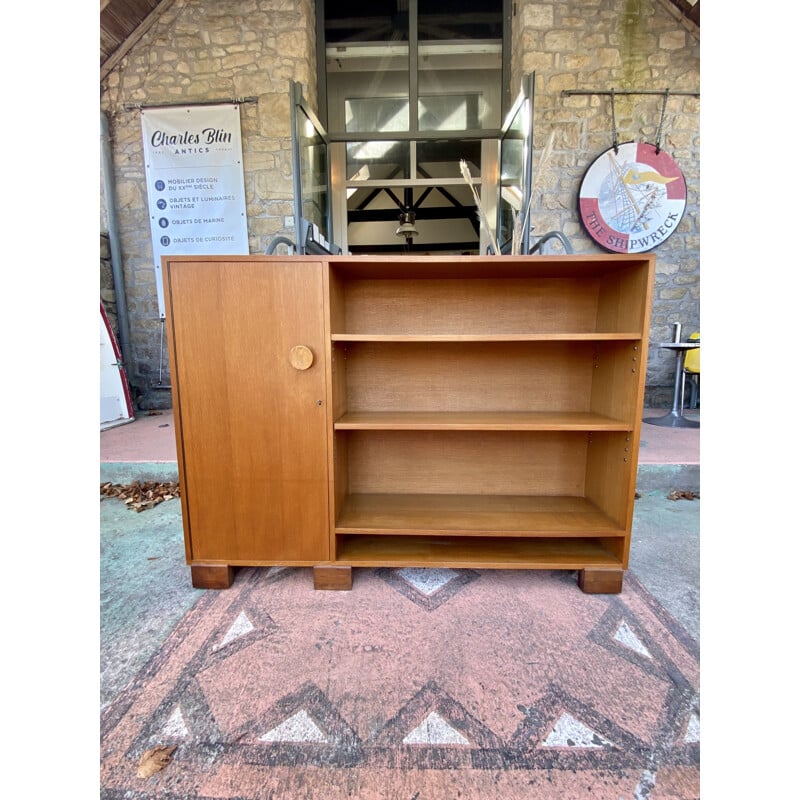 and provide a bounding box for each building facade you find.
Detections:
[100,0,699,408]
